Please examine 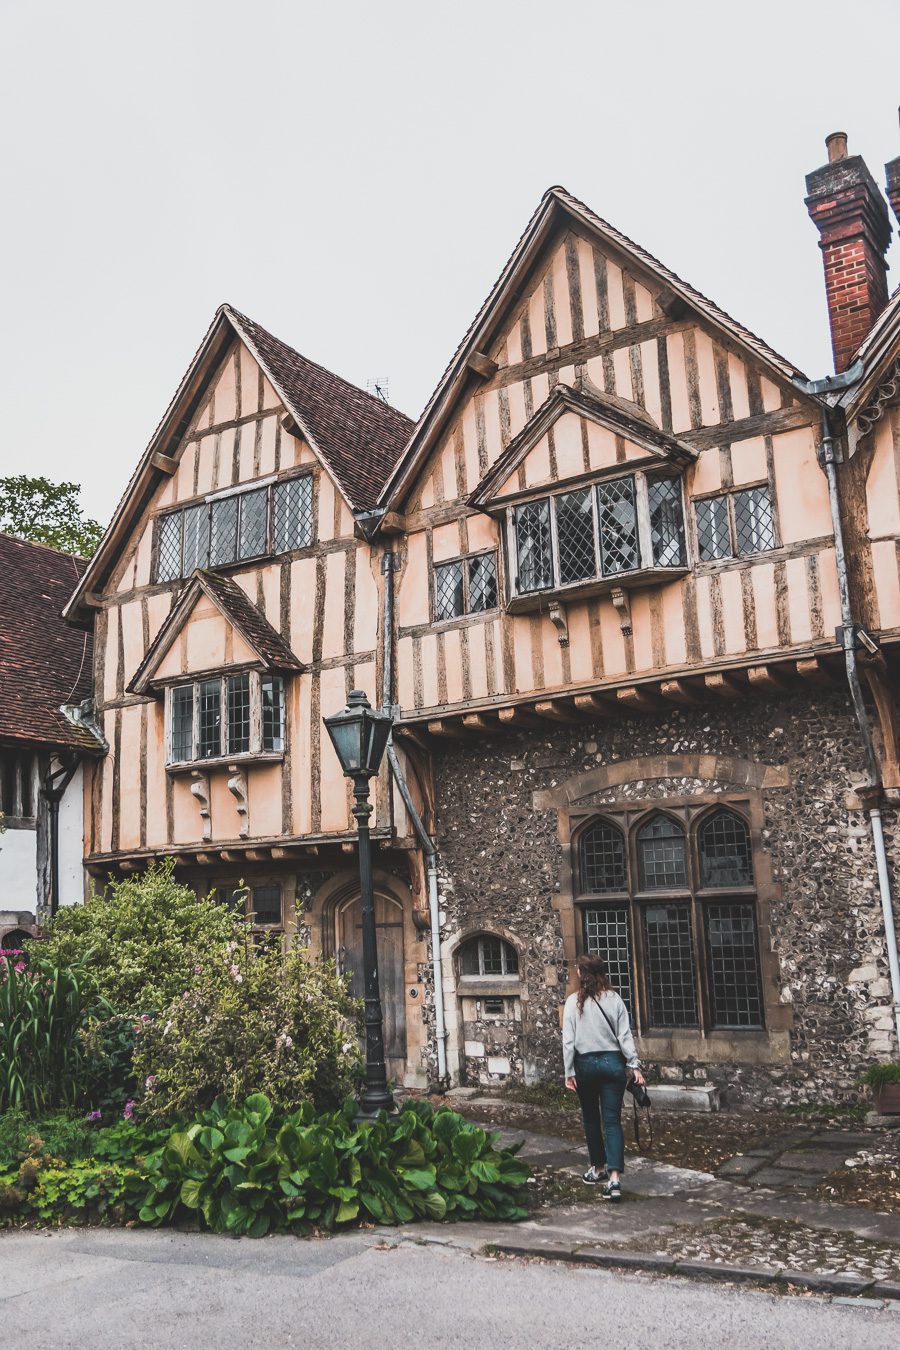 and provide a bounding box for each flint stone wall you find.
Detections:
[429,688,899,1106]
